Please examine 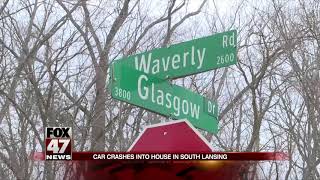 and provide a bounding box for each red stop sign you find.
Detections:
[128,119,213,152]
